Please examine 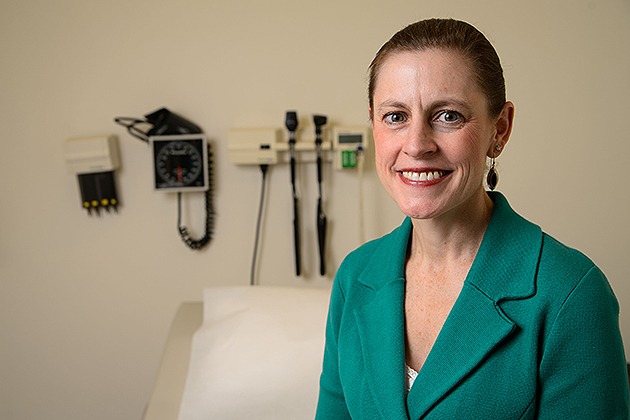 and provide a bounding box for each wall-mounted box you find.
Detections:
[63,134,120,174]
[63,134,121,215]
[332,126,370,170]
[228,127,335,165]
[228,128,281,165]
